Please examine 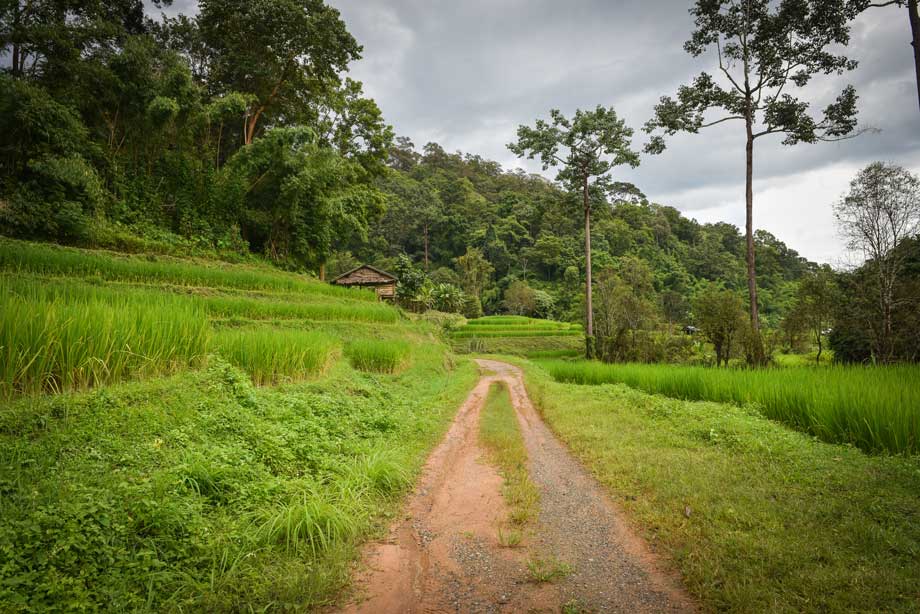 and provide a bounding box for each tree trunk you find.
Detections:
[744,123,766,366]
[319,263,325,282]
[583,173,594,358]
[815,326,822,365]
[910,0,920,112]
[423,224,430,270]
[244,106,264,145]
